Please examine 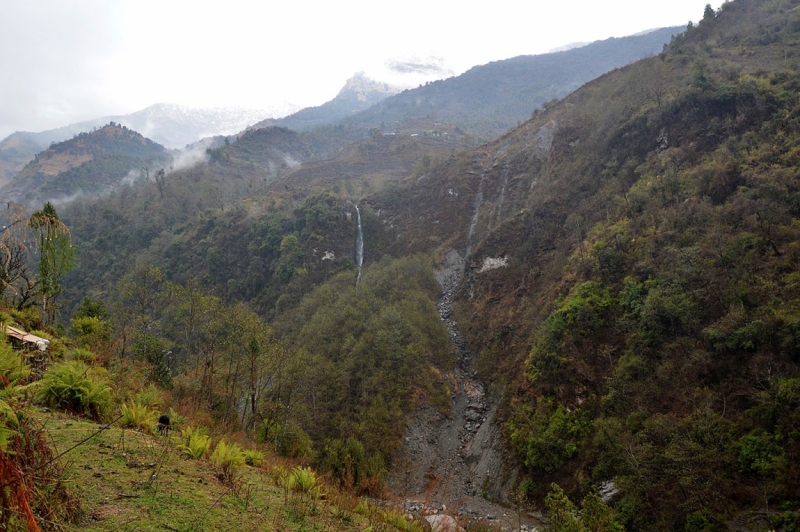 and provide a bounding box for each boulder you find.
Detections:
[425,514,465,532]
